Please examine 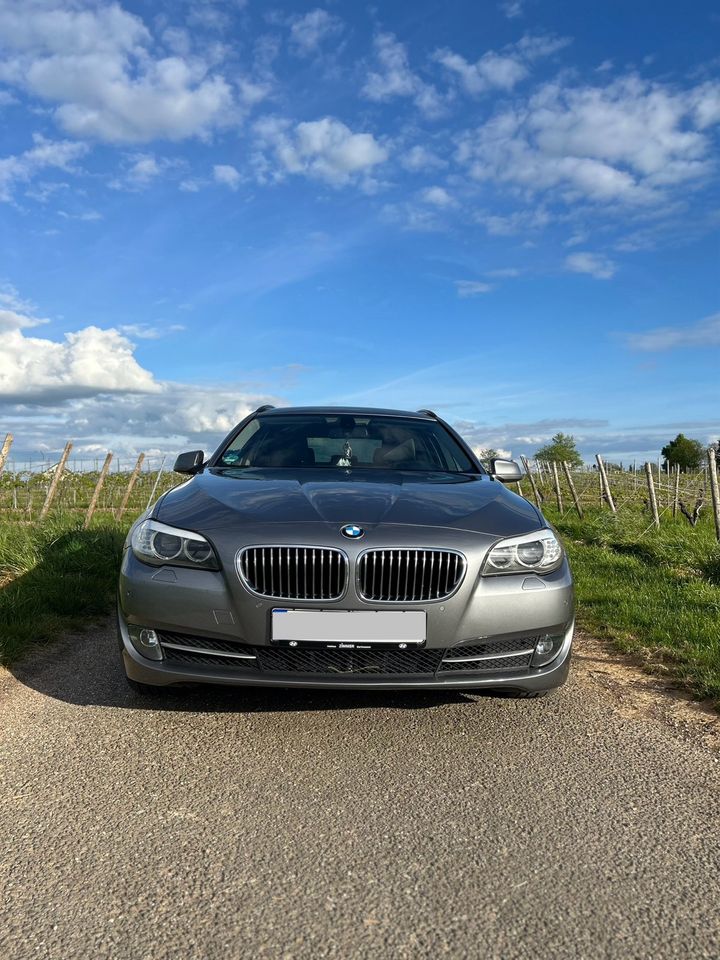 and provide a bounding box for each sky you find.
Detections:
[0,0,719,467]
